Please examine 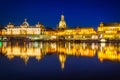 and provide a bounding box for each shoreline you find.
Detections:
[1,39,120,43]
